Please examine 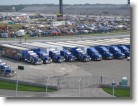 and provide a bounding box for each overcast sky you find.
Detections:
[0,0,127,5]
